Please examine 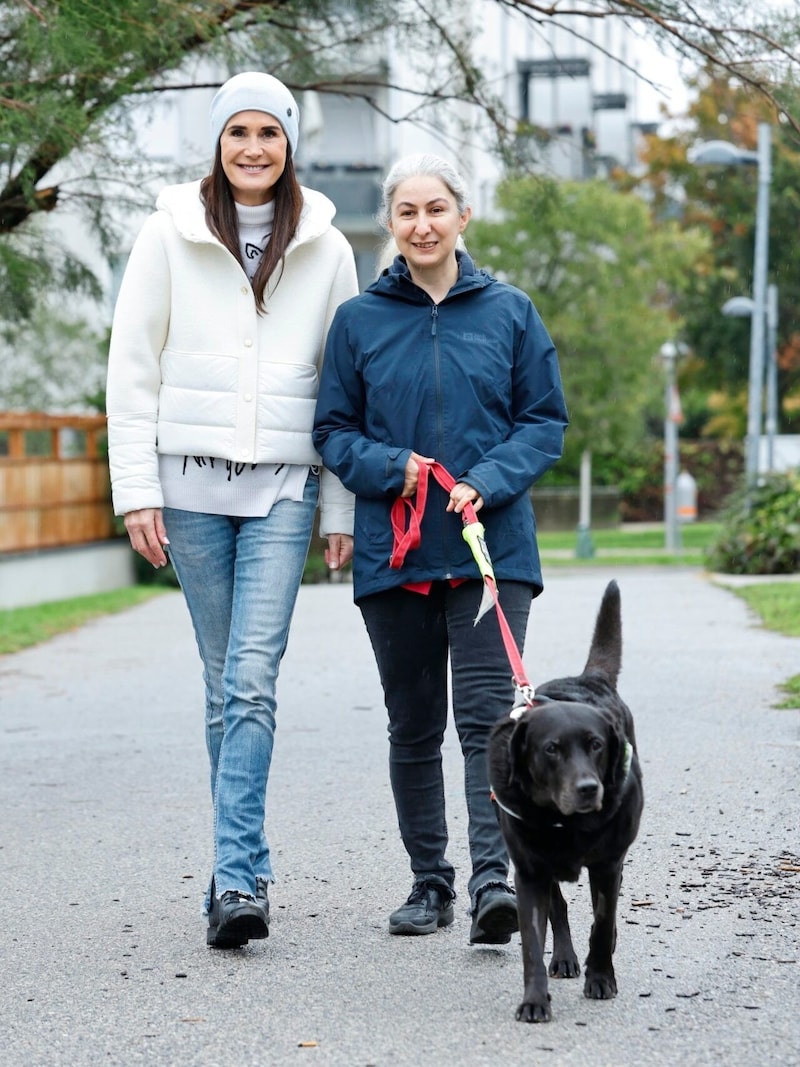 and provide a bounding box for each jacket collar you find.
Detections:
[154,179,336,252]
[368,248,493,303]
